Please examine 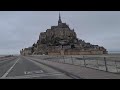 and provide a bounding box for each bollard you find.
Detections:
[104,57,108,72]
